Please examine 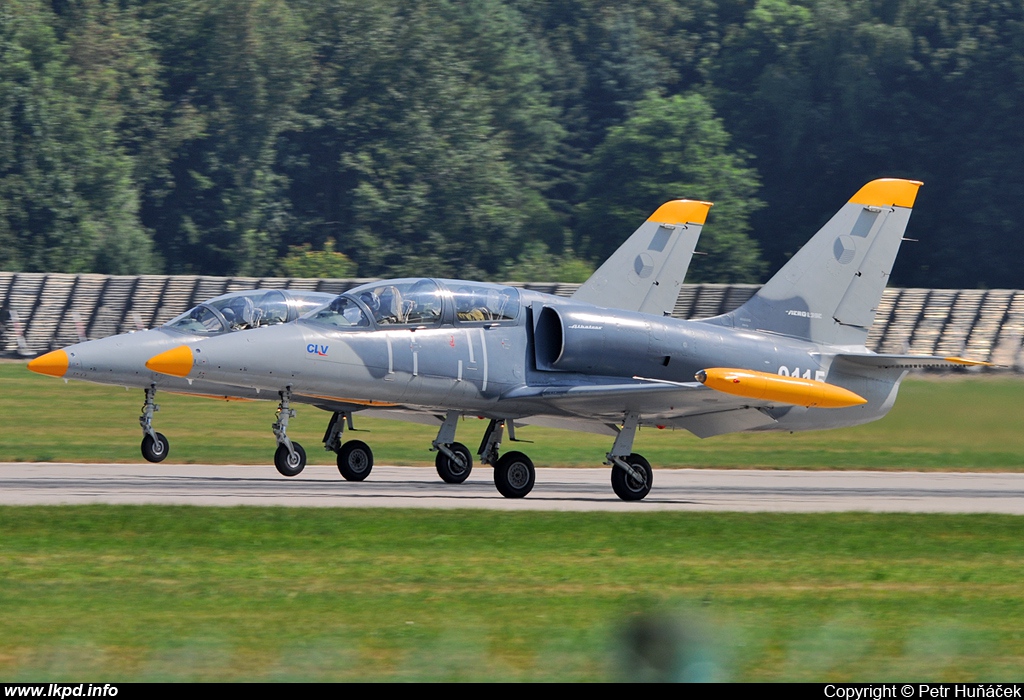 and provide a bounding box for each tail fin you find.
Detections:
[710,178,922,346]
[572,199,712,316]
